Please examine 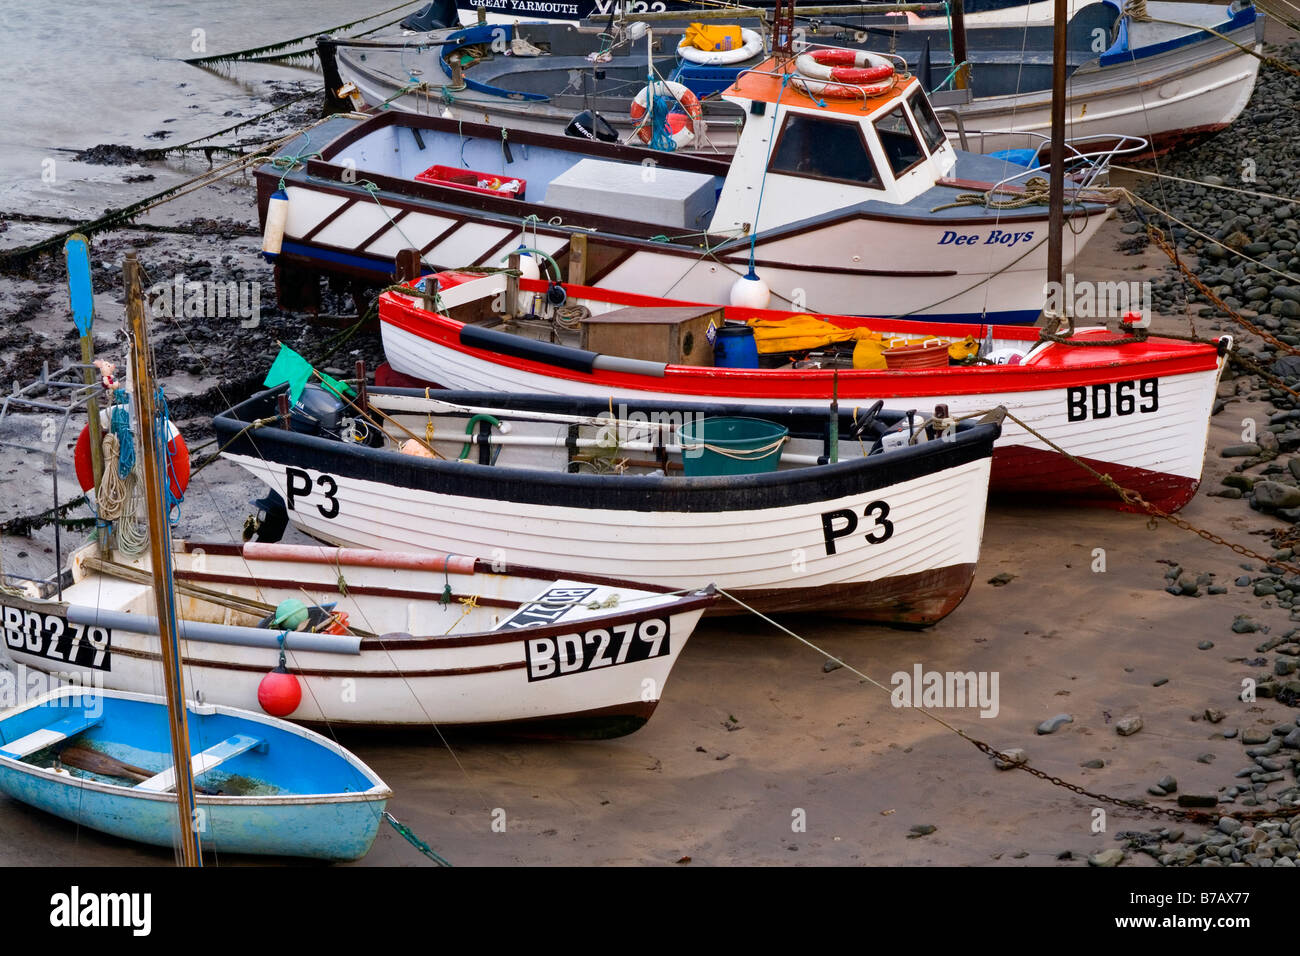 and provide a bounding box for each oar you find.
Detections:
[58,745,151,781]
[59,746,218,795]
